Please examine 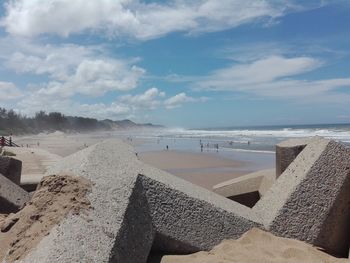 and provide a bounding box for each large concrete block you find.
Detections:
[275,138,311,177]
[255,137,350,256]
[213,169,275,197]
[0,156,22,185]
[0,173,29,213]
[15,137,350,262]
[20,140,261,263]
[212,169,275,207]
